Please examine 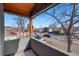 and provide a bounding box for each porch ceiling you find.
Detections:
[3,3,58,17]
